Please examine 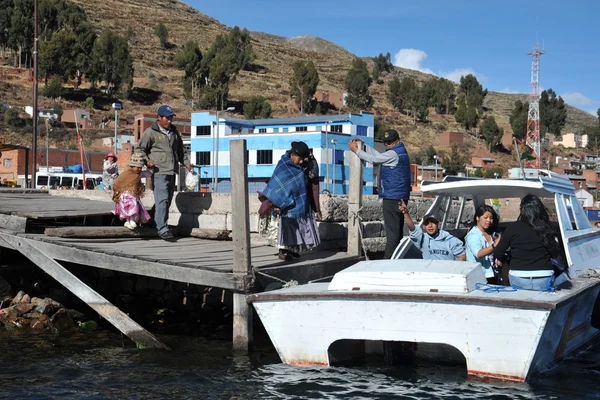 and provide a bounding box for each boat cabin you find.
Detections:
[393,172,596,278]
